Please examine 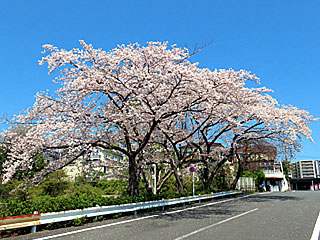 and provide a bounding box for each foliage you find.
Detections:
[281,160,292,180]
[0,170,205,218]
[0,148,8,176]
[34,170,70,197]
[0,188,195,218]
[242,170,266,188]
[92,179,128,195]
[0,179,26,201]
[158,175,179,194]
[13,153,47,181]
[184,175,206,193]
